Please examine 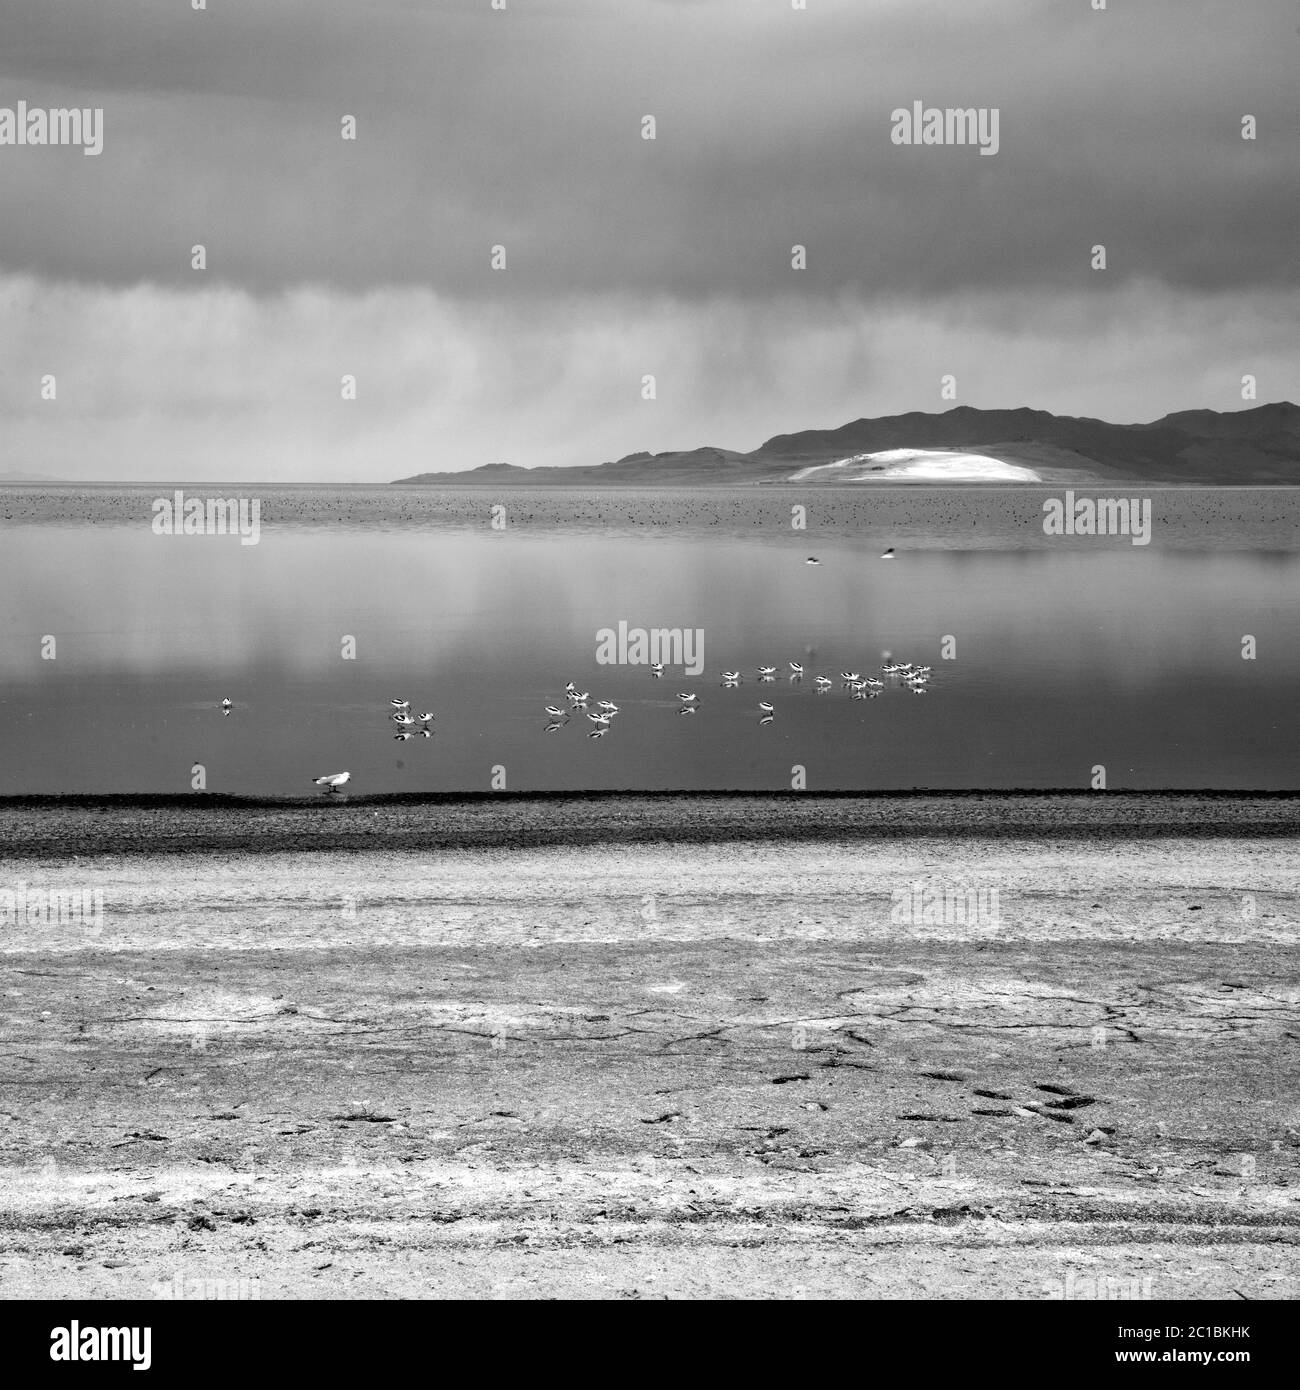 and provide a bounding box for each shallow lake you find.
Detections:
[1,486,1296,793]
